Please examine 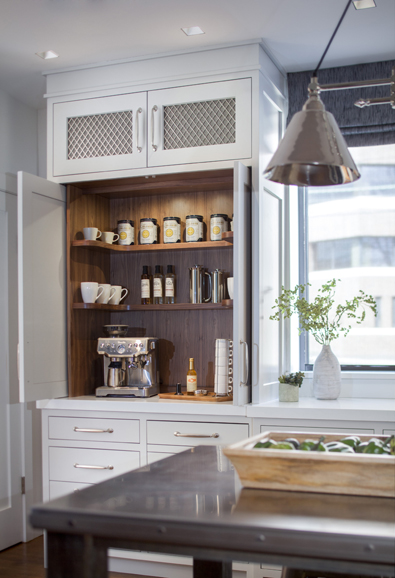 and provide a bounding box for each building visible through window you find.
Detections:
[304,144,395,368]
